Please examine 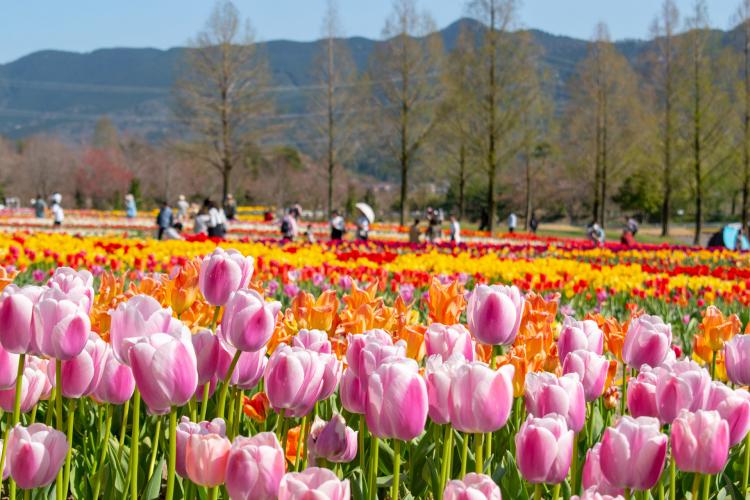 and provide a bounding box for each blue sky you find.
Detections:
[0,1,740,64]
